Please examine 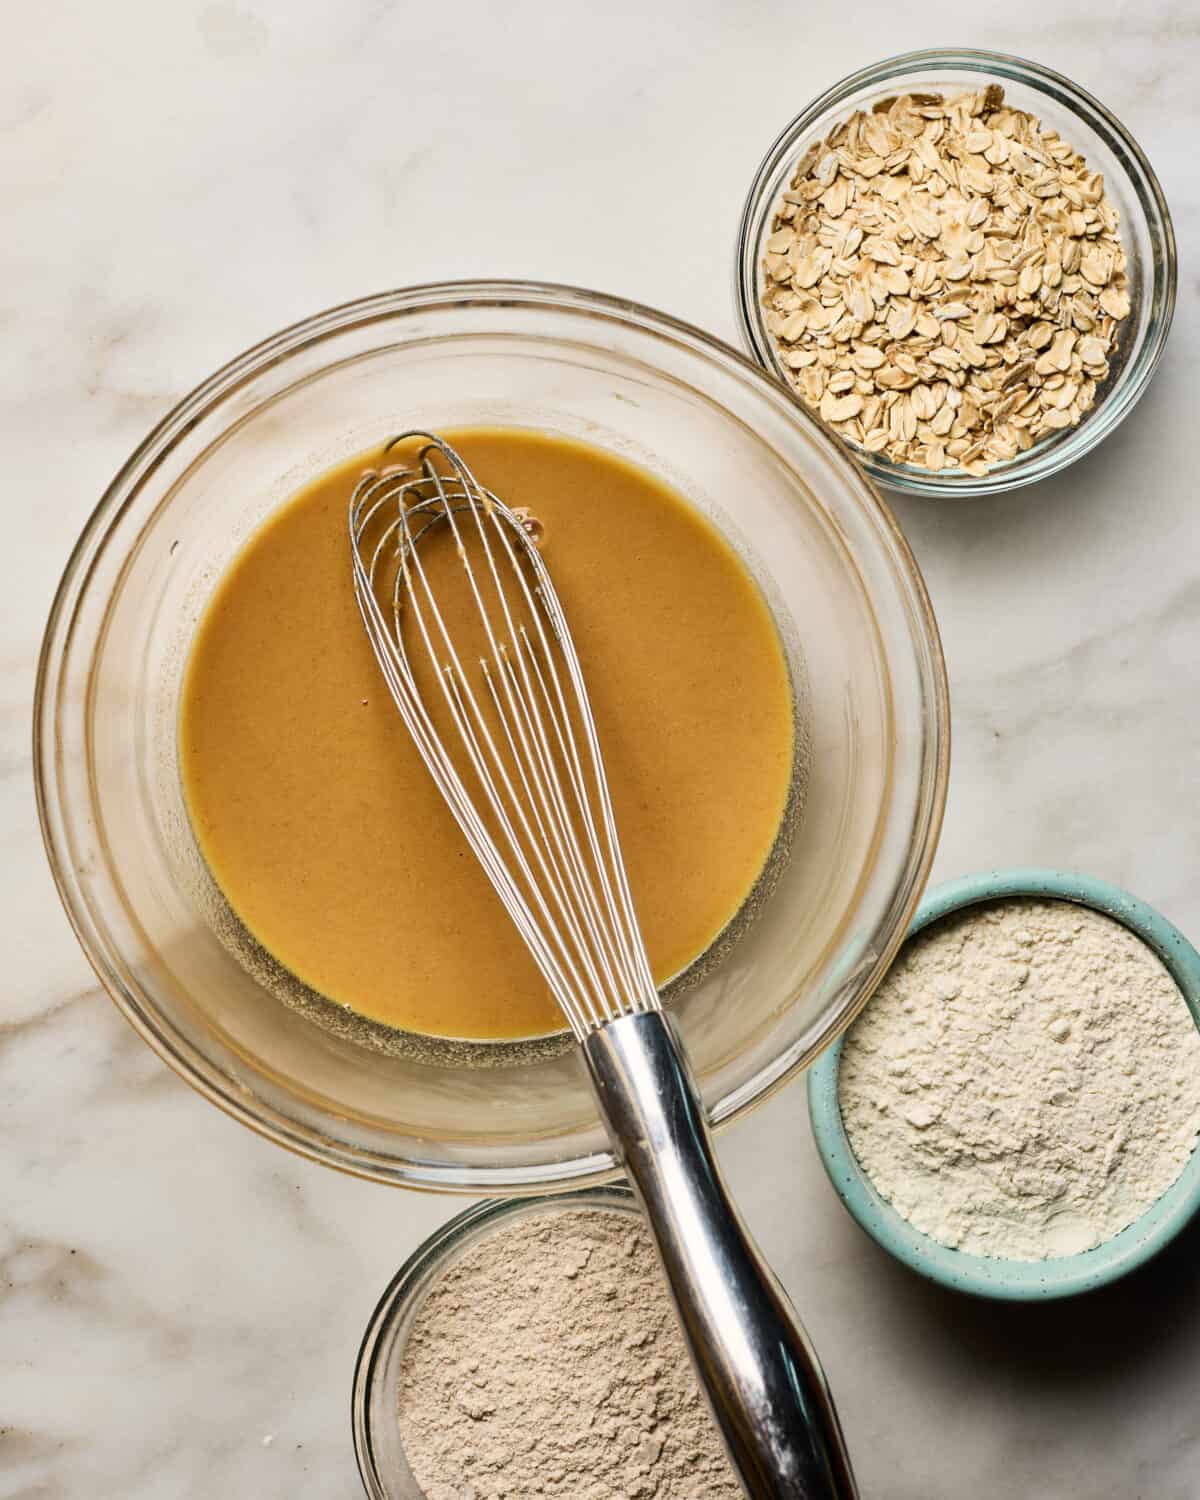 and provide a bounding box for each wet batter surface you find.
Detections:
[180,429,794,1041]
